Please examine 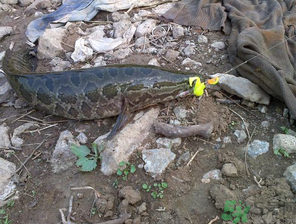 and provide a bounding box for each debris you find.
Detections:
[222,163,238,177]
[19,0,34,6]
[113,48,131,60]
[148,58,160,66]
[0,26,13,40]
[113,18,132,38]
[284,163,296,193]
[135,19,157,37]
[218,74,270,105]
[119,186,141,205]
[172,24,184,39]
[202,169,222,182]
[135,36,149,47]
[234,130,247,143]
[51,130,79,173]
[0,123,11,149]
[71,37,93,62]
[94,56,106,67]
[246,140,269,158]
[0,0,17,5]
[223,136,232,144]
[210,41,225,50]
[0,73,14,104]
[142,148,176,177]
[258,105,268,113]
[198,35,208,43]
[156,137,181,149]
[181,58,202,67]
[94,107,160,175]
[37,27,67,59]
[0,157,16,205]
[183,45,195,56]
[50,57,71,71]
[88,37,125,53]
[273,134,296,154]
[152,2,175,15]
[165,49,180,61]
[209,185,237,209]
[11,123,35,147]
[154,122,213,138]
